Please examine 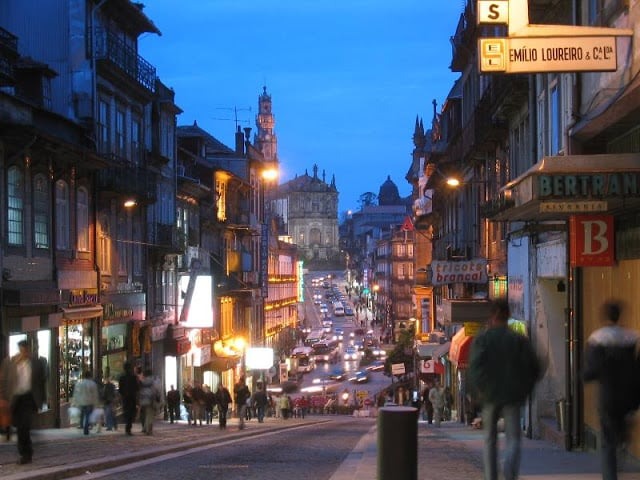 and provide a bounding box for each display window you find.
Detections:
[59,322,93,400]
[101,323,128,381]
